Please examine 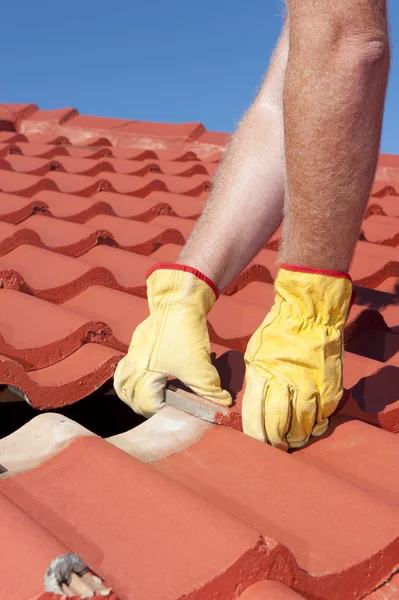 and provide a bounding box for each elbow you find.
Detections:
[338,34,390,70]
